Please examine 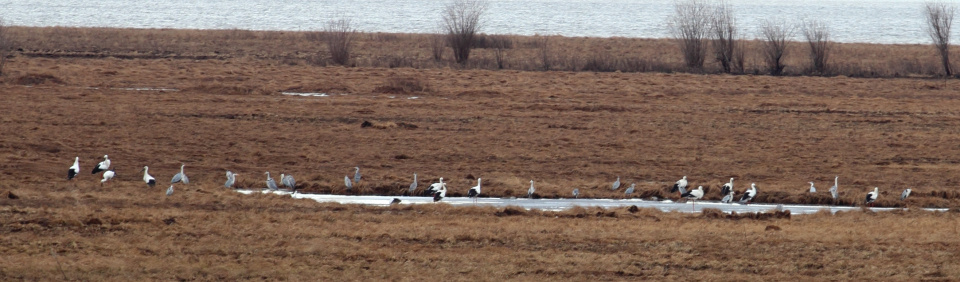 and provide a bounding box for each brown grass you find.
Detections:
[2,26,953,77]
[2,27,960,279]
